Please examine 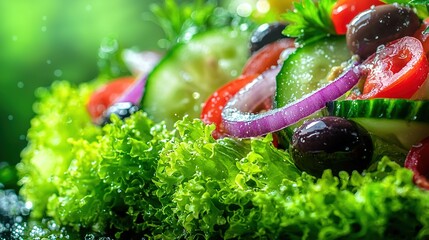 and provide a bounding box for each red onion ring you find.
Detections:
[222,63,362,138]
[115,50,163,104]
